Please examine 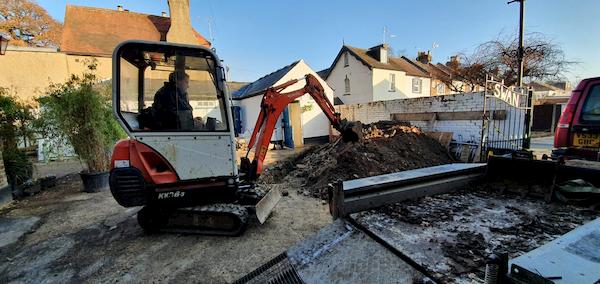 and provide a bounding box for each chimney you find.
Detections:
[117,5,124,11]
[166,0,199,45]
[446,55,460,68]
[162,11,168,17]
[367,44,389,64]
[416,51,431,64]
